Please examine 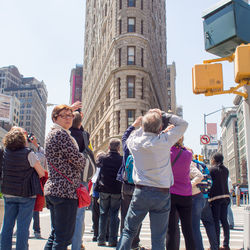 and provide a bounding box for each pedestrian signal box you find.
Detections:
[192,63,223,94]
[202,0,250,57]
[235,43,250,83]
